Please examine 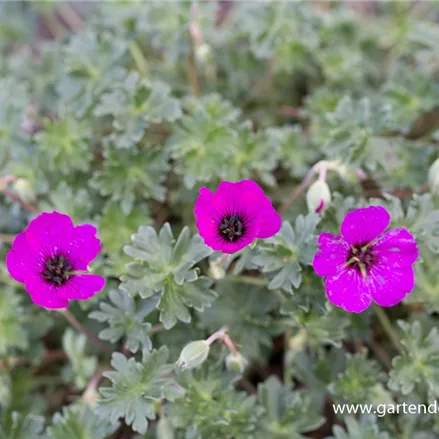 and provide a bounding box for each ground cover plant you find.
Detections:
[2,1,439,438]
